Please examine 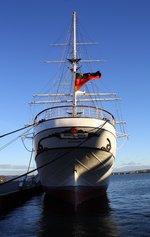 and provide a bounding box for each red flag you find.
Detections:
[75,71,102,91]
